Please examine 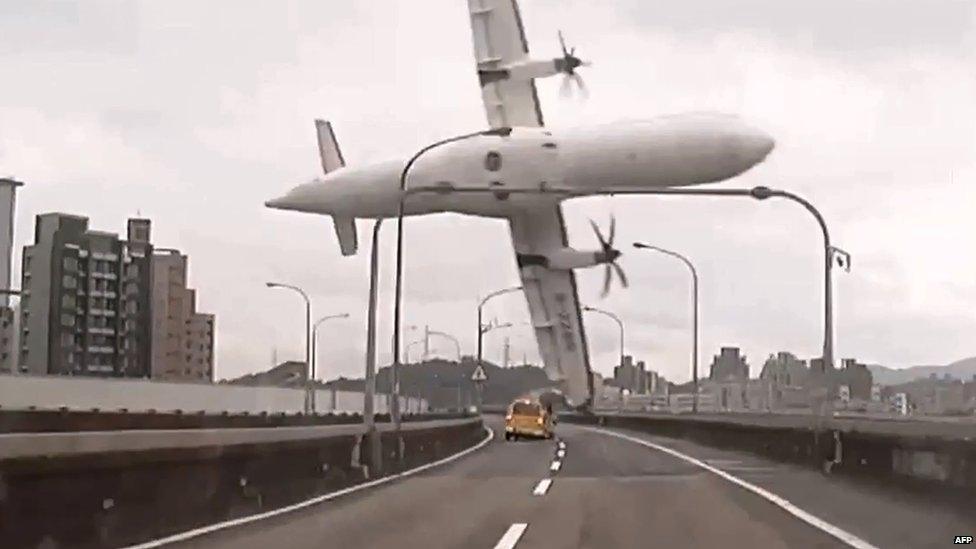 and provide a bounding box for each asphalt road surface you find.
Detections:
[174,418,974,549]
